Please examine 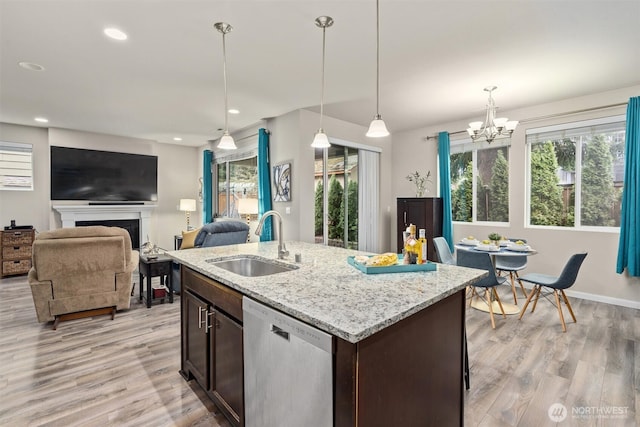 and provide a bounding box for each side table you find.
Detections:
[139,254,174,308]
